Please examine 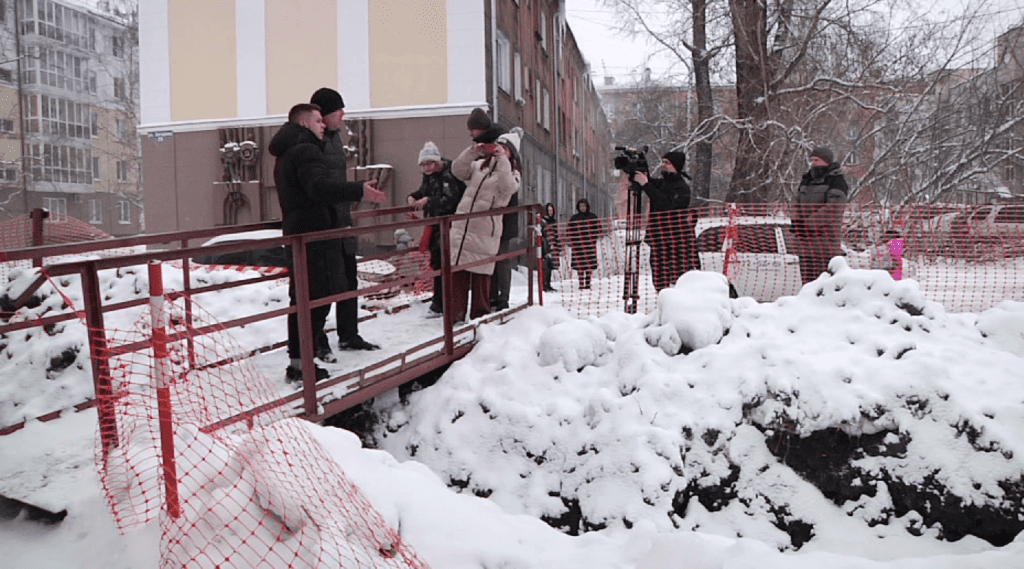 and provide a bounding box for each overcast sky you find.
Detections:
[565,0,1024,87]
